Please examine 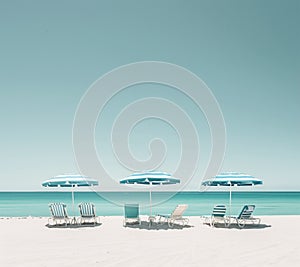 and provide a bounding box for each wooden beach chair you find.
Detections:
[158,204,189,227]
[48,203,70,226]
[78,202,100,225]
